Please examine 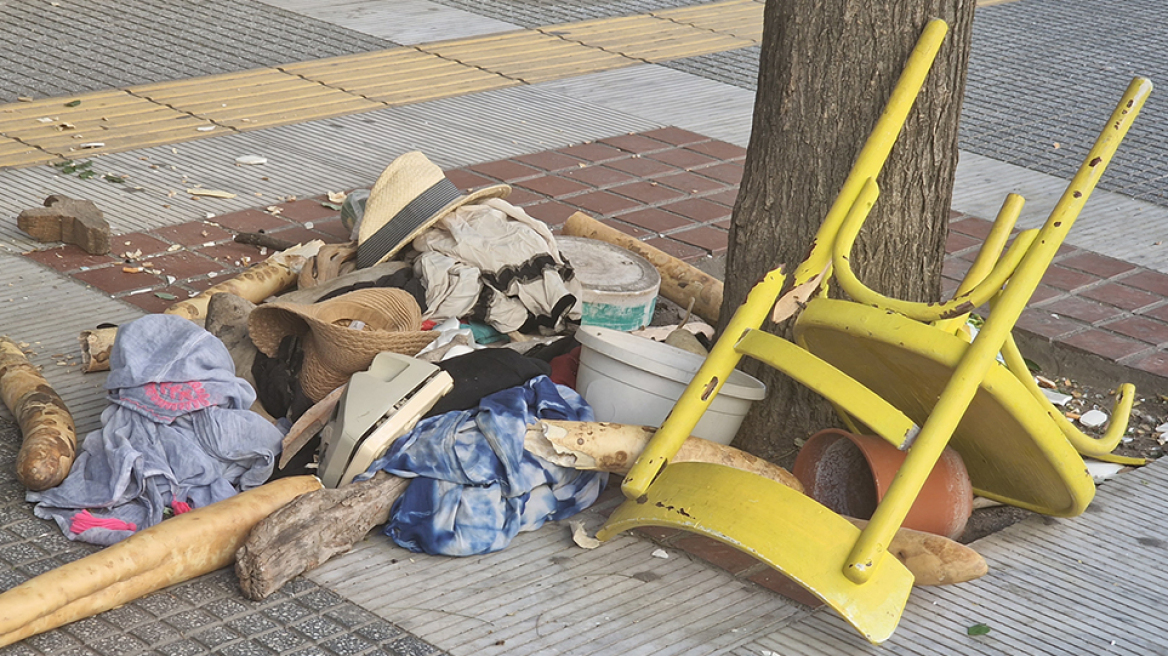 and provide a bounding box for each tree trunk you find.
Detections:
[725,0,976,464]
